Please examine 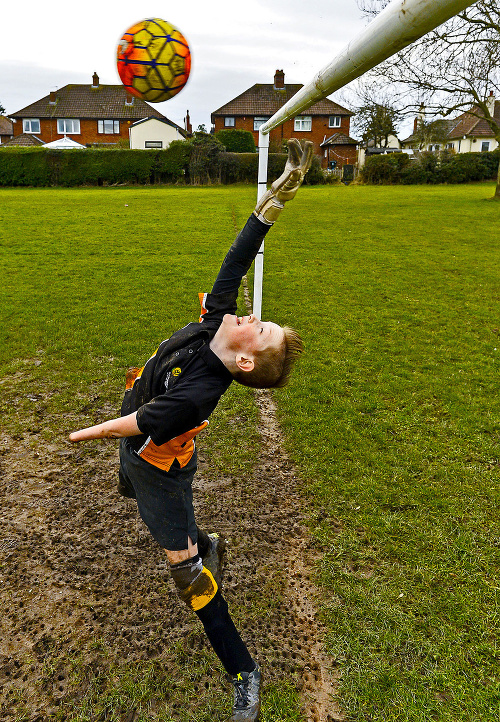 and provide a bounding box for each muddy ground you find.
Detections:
[0,388,342,721]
